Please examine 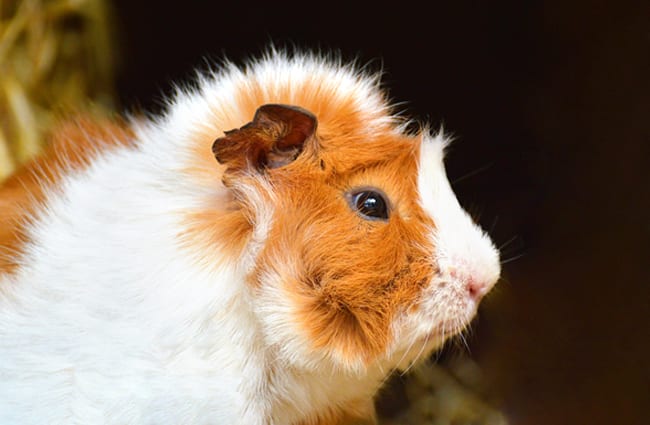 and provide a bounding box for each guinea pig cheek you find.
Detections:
[296,227,436,370]
[252,198,432,372]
